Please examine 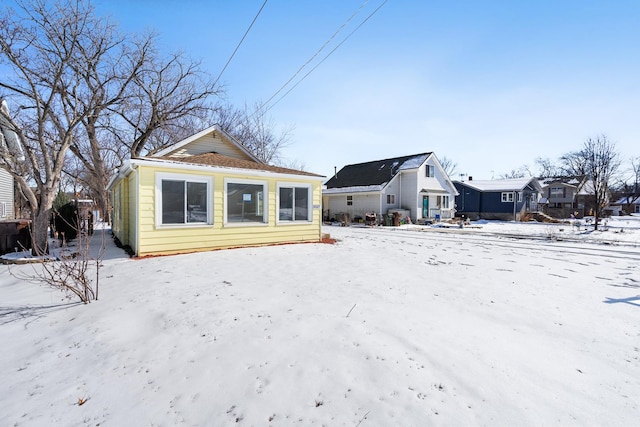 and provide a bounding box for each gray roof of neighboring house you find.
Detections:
[325,152,432,189]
